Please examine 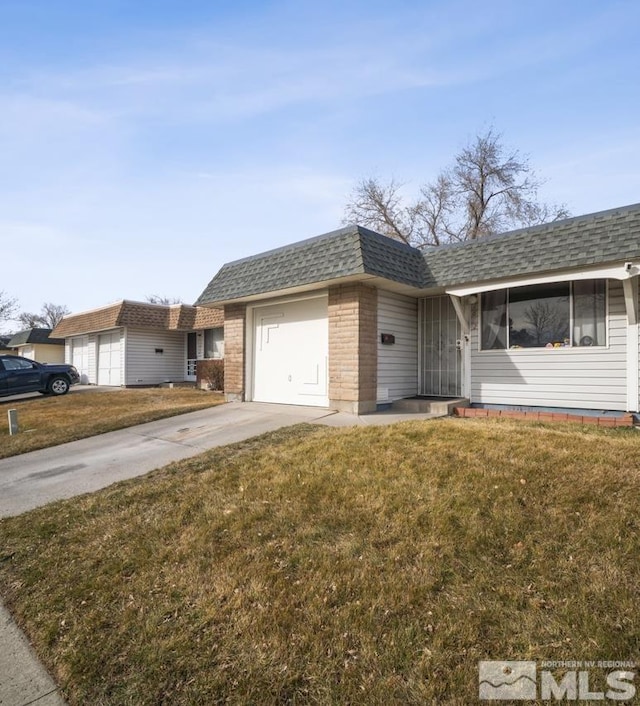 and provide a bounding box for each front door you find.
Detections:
[186,332,197,381]
[419,295,462,396]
